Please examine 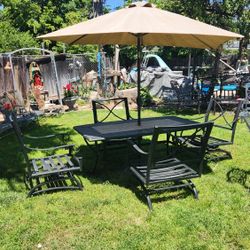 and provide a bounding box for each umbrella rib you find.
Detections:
[69,35,87,45]
[191,35,213,49]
